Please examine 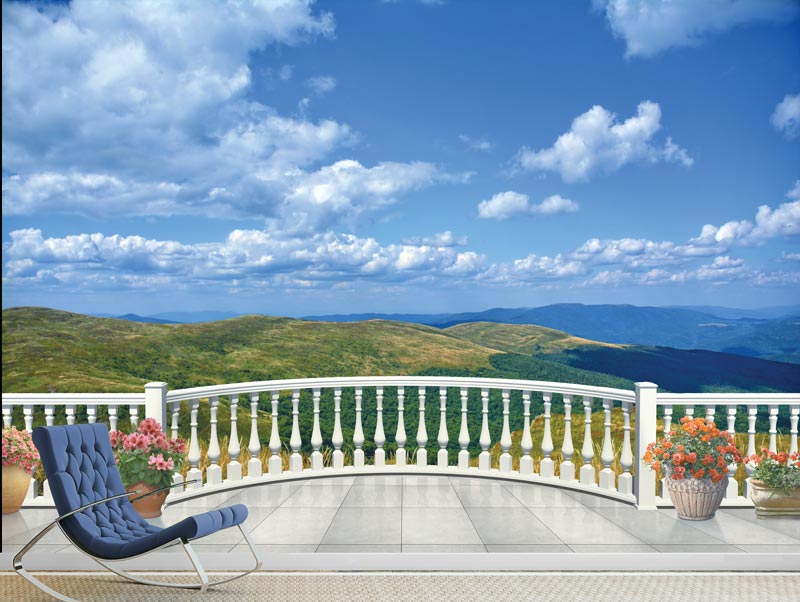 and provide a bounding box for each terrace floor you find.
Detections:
[3,475,800,571]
